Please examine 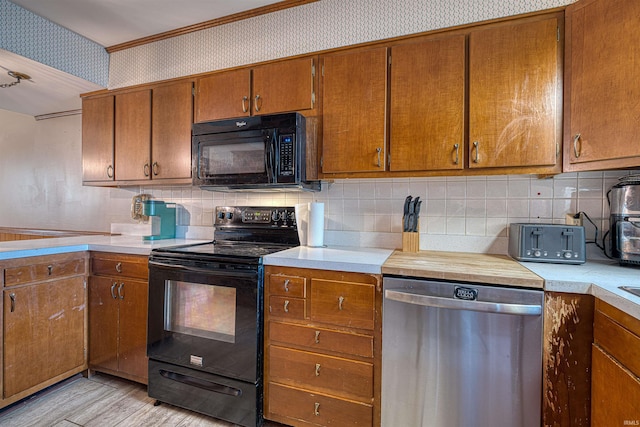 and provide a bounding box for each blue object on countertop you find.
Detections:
[142,200,176,240]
